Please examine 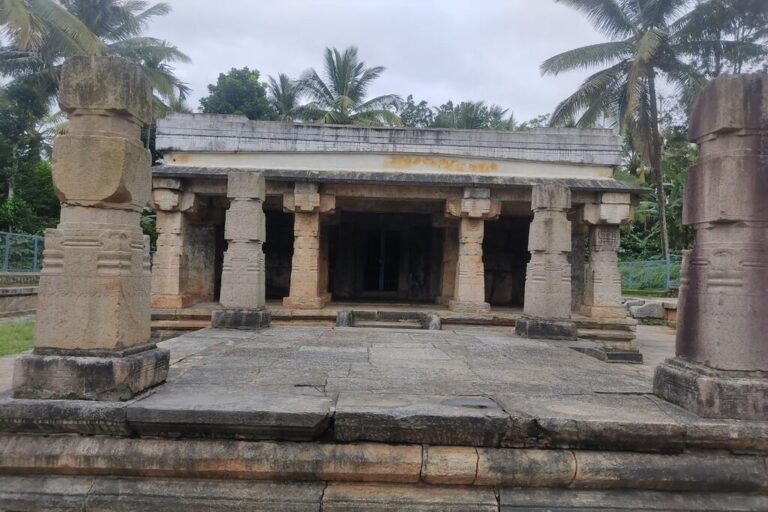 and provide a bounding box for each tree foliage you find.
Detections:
[199,67,277,121]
